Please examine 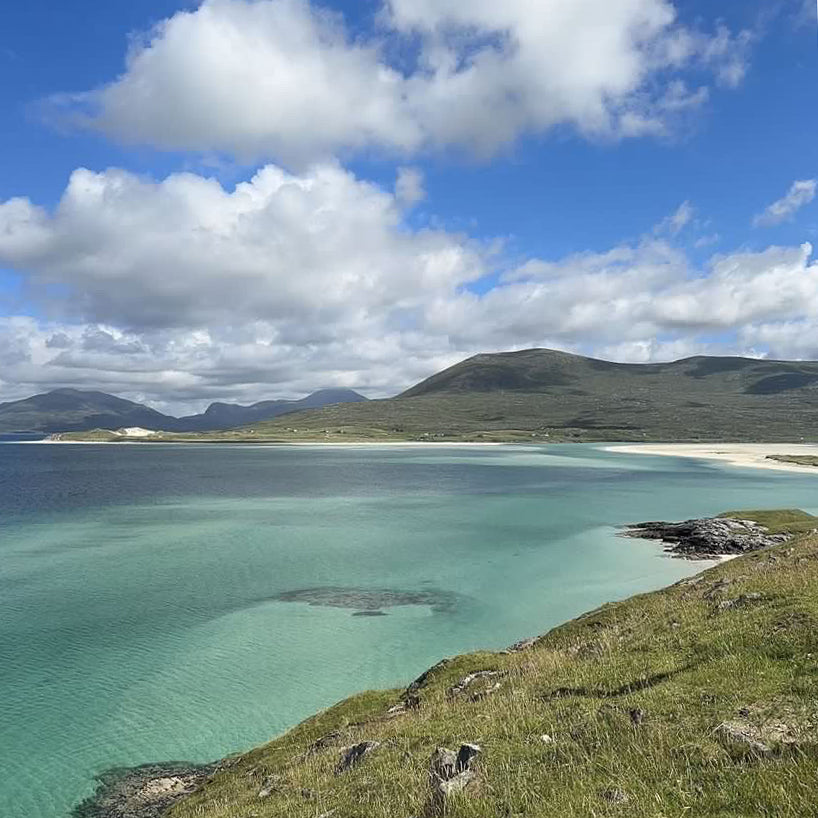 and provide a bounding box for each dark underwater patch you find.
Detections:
[273,586,459,614]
